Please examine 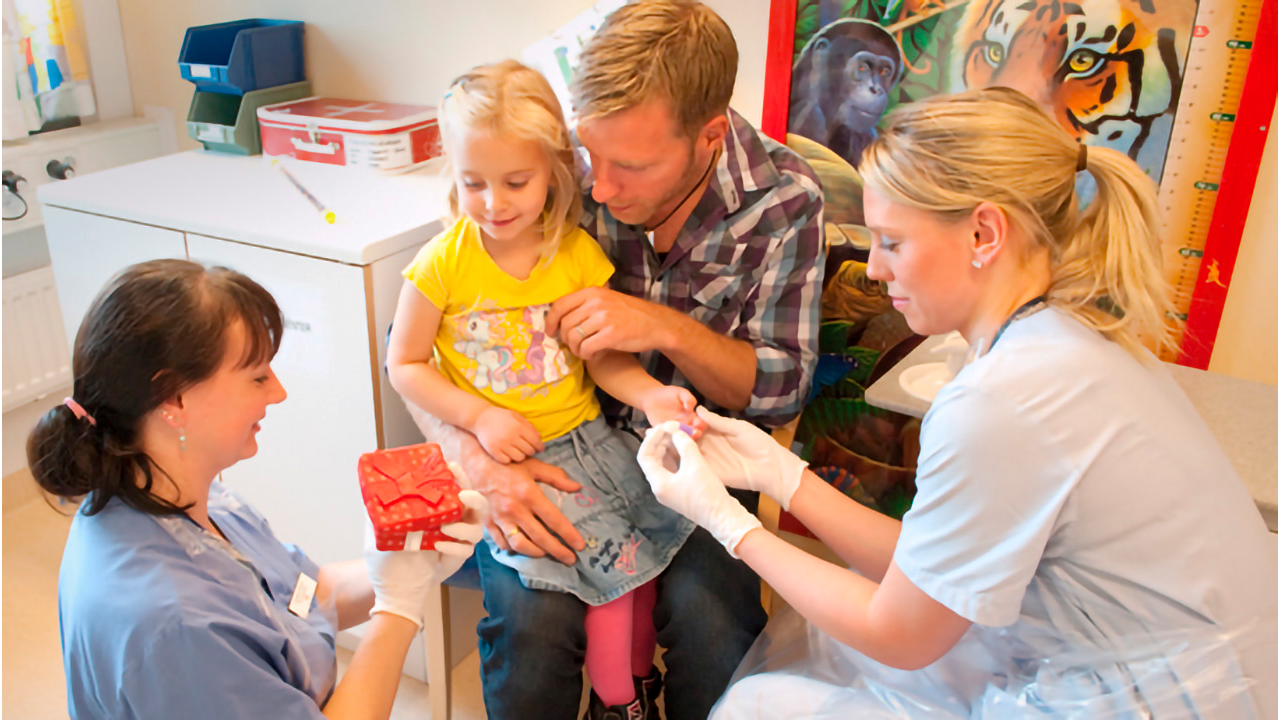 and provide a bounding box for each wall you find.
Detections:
[115,0,1274,384]
[117,0,770,142]
[1208,108,1278,386]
